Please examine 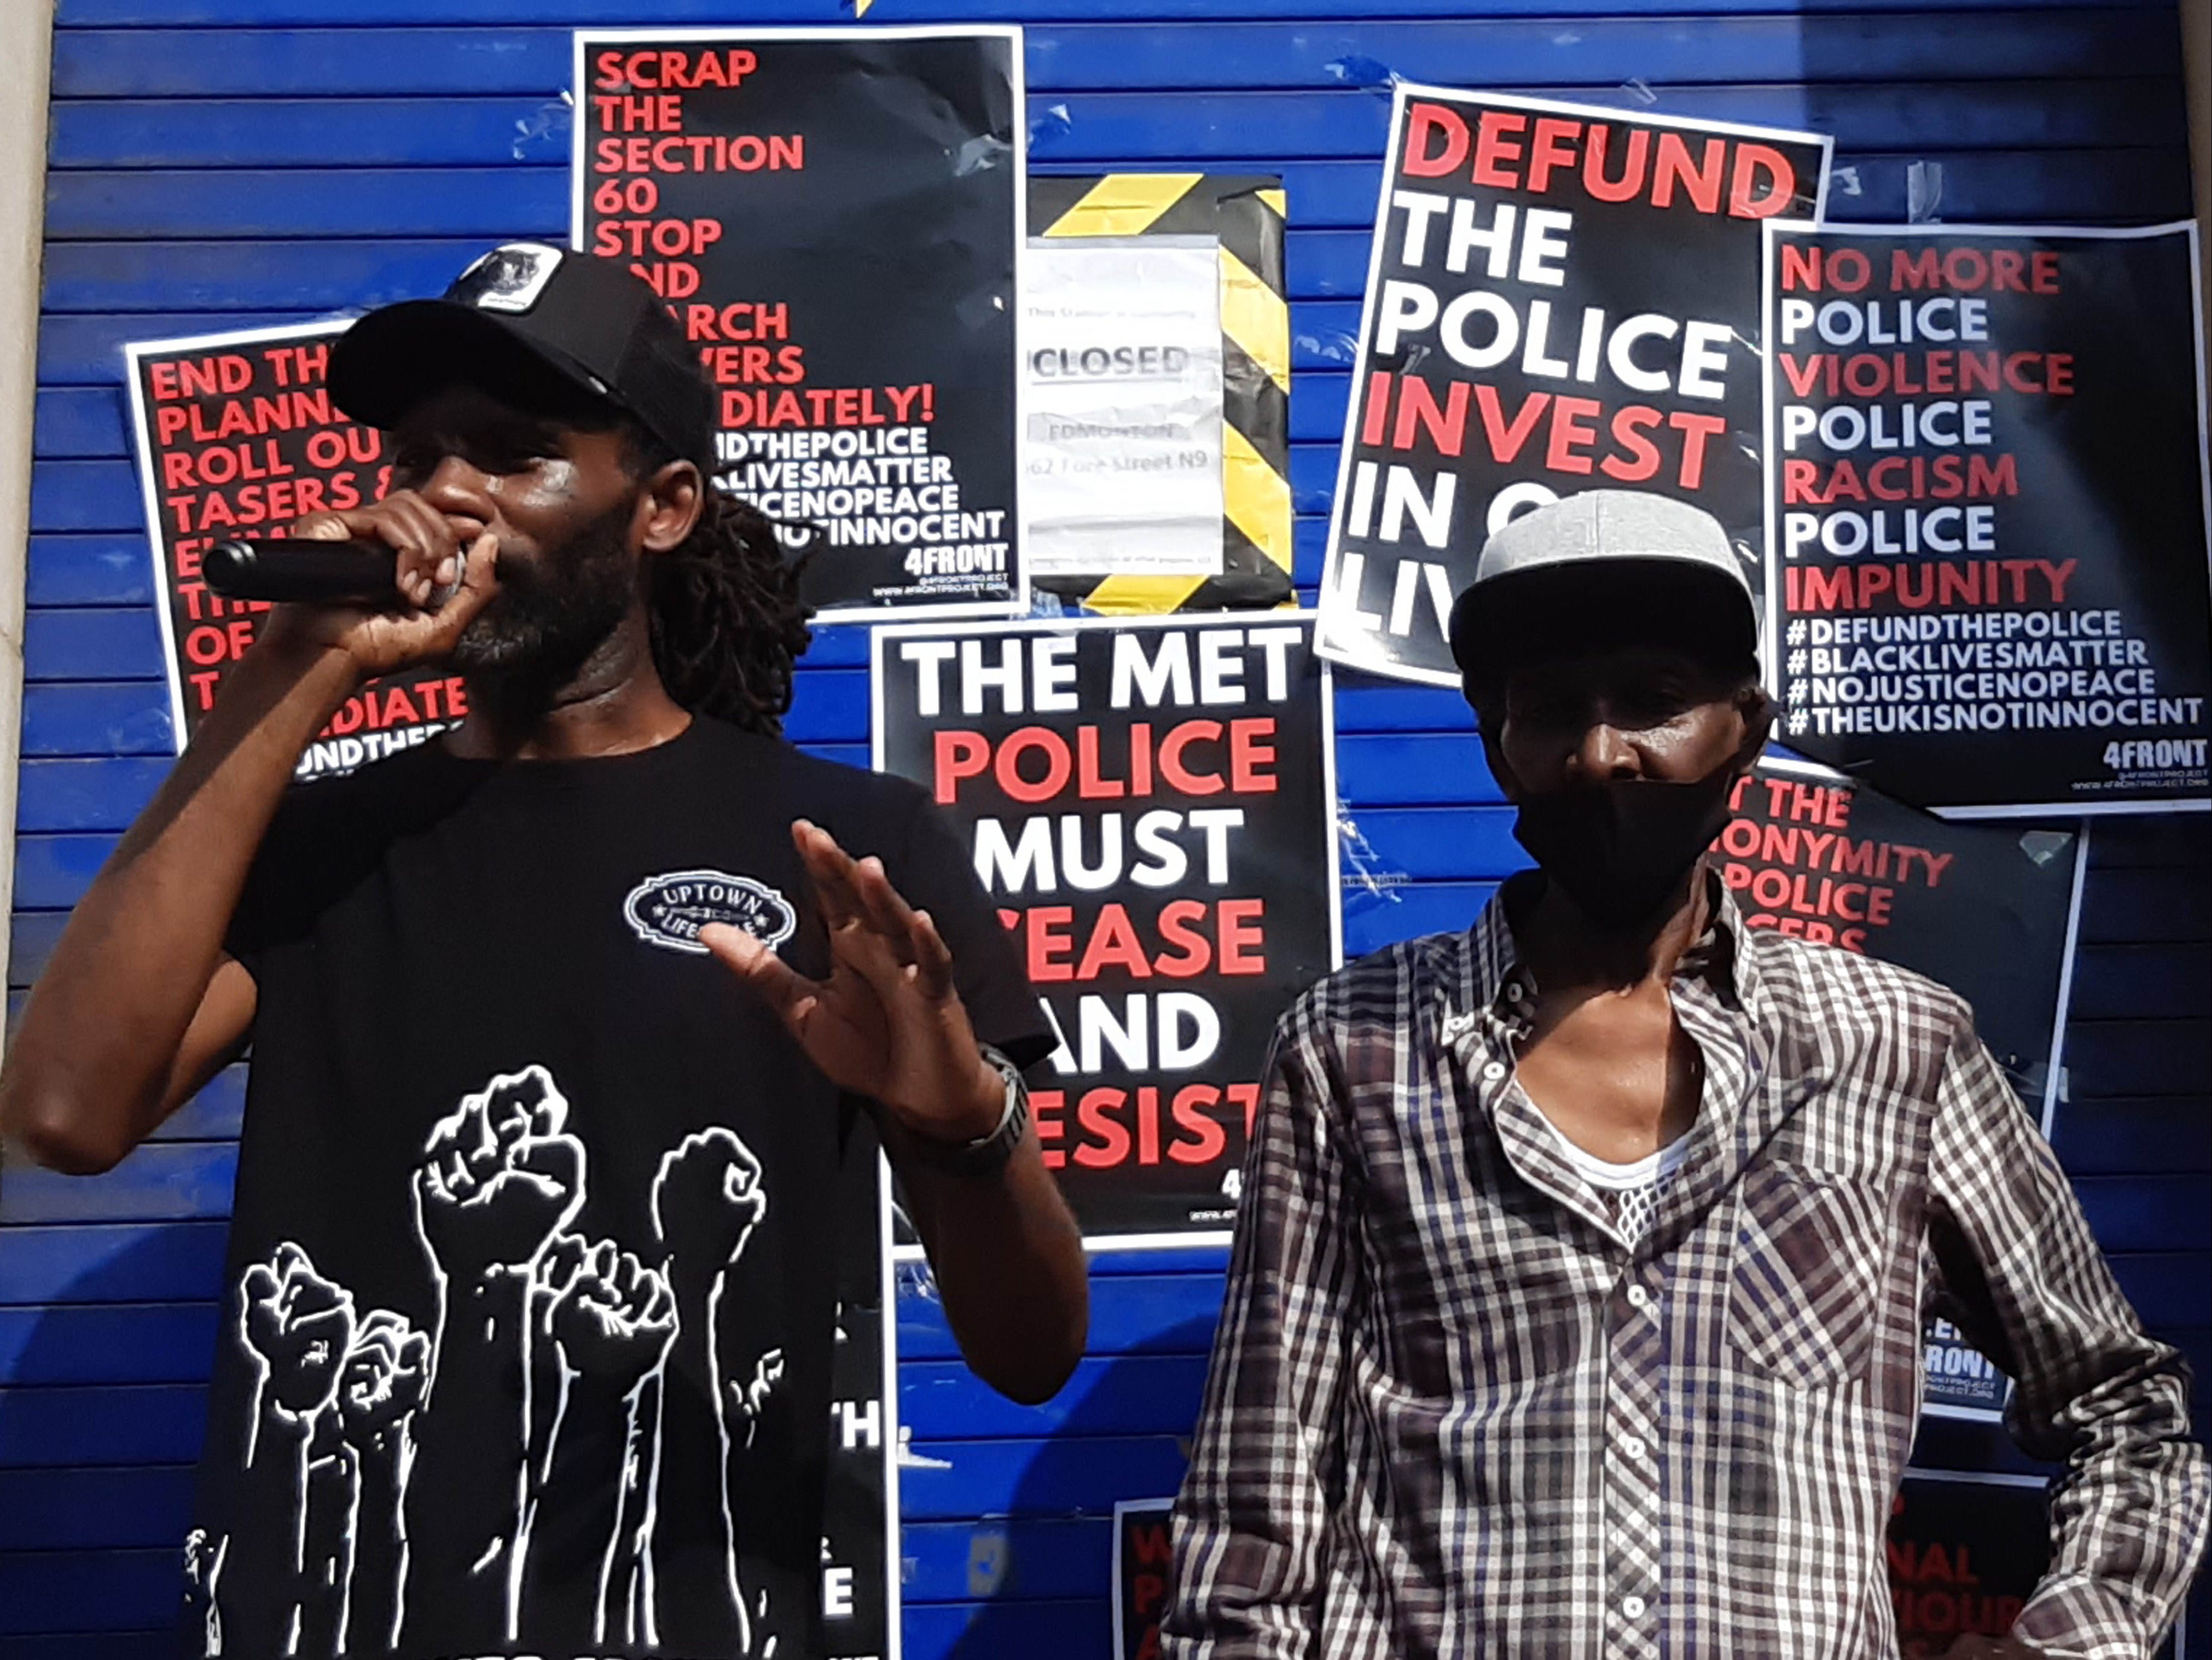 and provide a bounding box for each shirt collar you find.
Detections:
[1463,863,1764,1027]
